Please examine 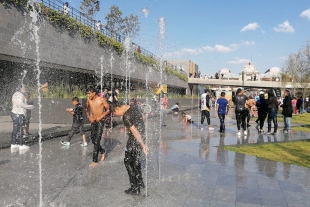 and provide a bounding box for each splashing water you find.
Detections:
[159,17,165,40]
[109,52,114,143]
[27,0,43,206]
[100,55,104,93]
[158,17,165,179]
[141,7,150,18]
